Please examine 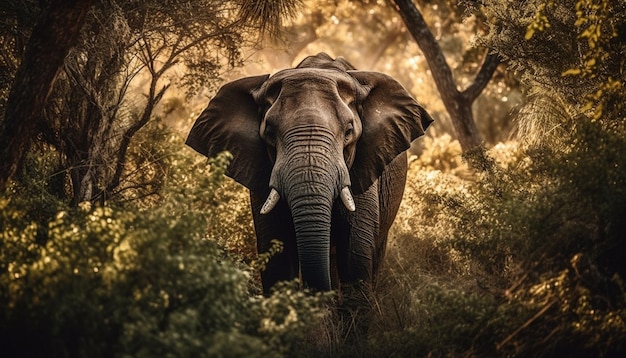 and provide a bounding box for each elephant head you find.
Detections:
[186,53,433,291]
